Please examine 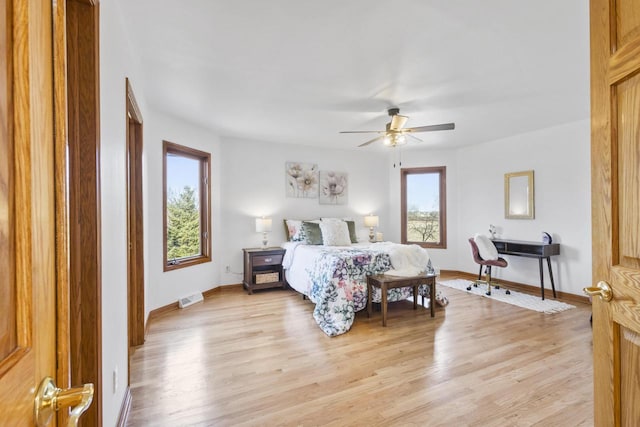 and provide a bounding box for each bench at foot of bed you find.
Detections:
[366,273,437,326]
